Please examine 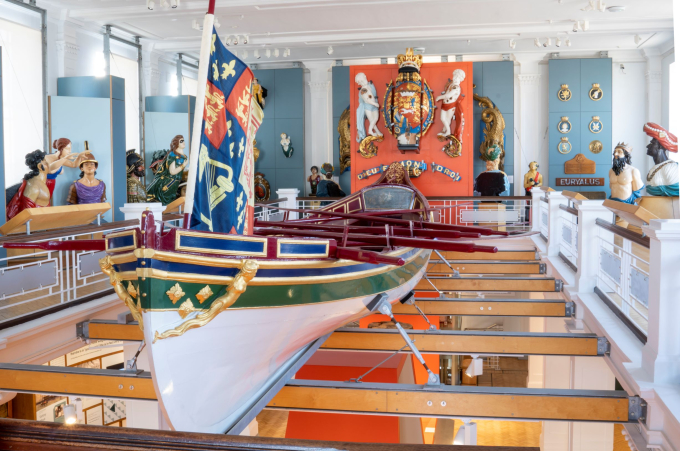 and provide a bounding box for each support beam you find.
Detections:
[393,298,574,317]
[322,328,608,356]
[439,249,539,261]
[268,380,644,423]
[416,276,563,292]
[77,320,144,341]
[427,260,546,274]
[0,363,155,400]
